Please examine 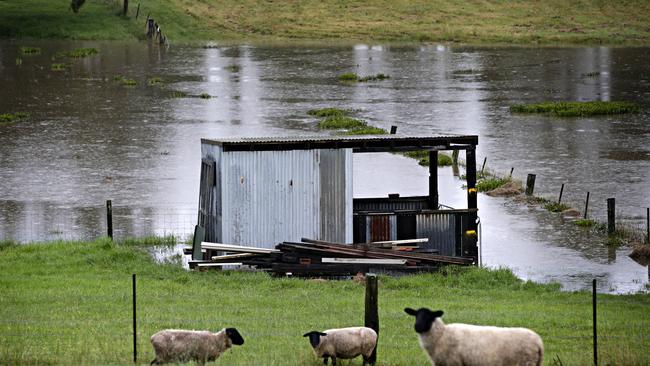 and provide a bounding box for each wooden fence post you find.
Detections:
[365,274,378,365]
[133,273,137,363]
[106,200,113,239]
[558,183,564,204]
[607,198,615,235]
[525,174,536,196]
[389,126,397,134]
[584,192,590,219]
[593,279,598,366]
